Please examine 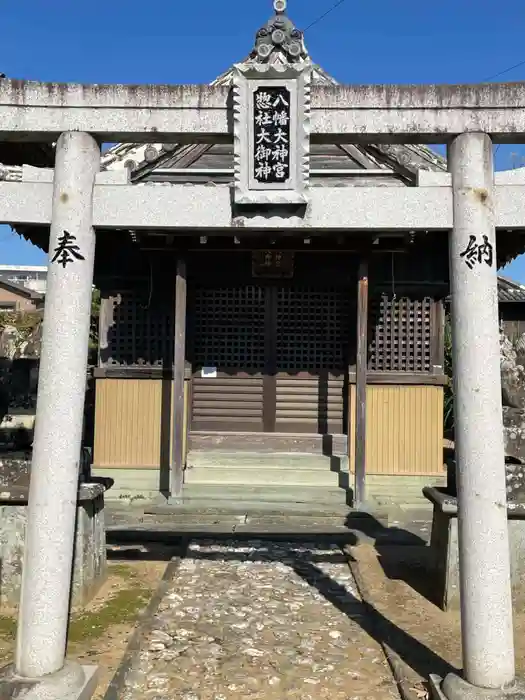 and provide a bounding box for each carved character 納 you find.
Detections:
[460,234,494,270]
